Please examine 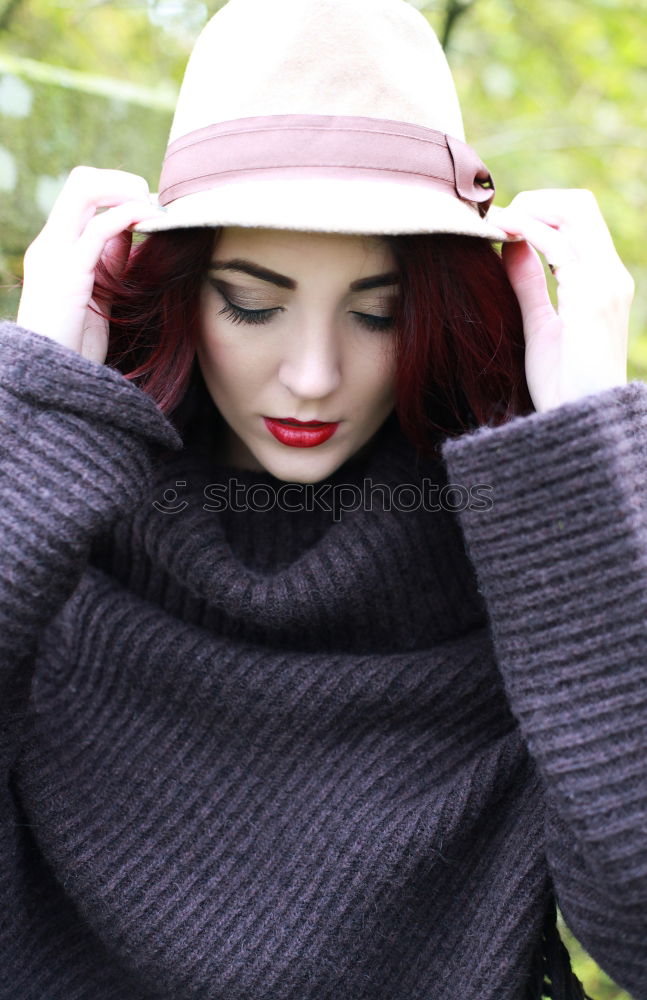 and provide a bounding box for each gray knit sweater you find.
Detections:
[1,320,646,1000]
